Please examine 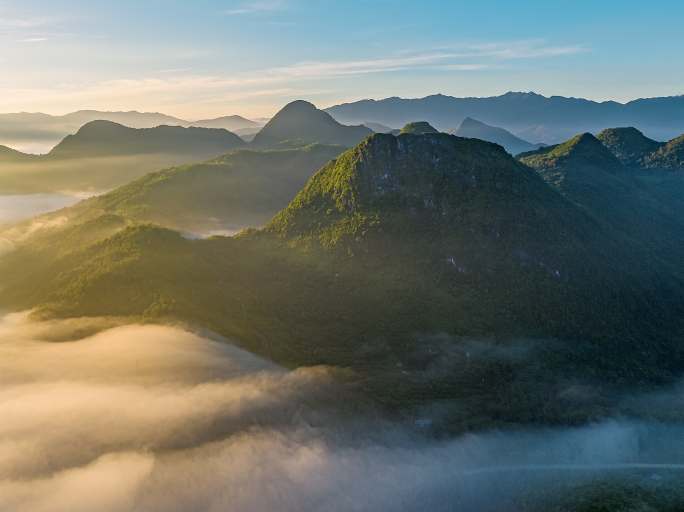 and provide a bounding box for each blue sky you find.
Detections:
[0,0,682,118]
